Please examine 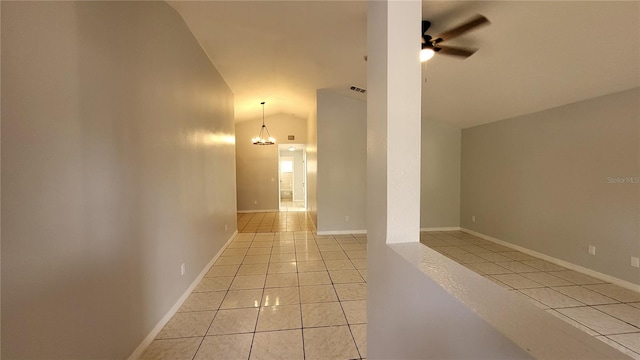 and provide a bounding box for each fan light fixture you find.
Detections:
[252,101,275,145]
[420,48,435,62]
[420,15,490,63]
